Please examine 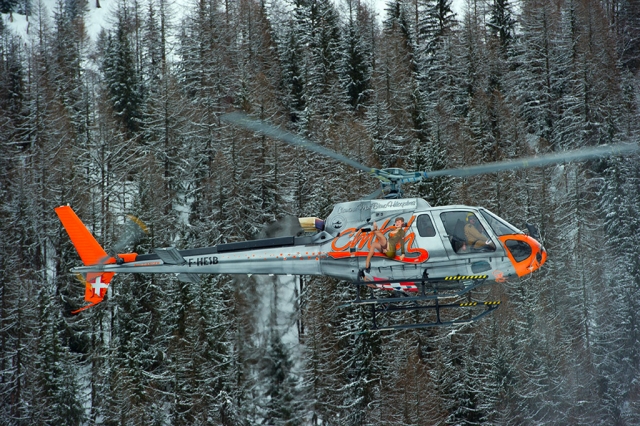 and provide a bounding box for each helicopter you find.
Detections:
[56,112,639,330]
